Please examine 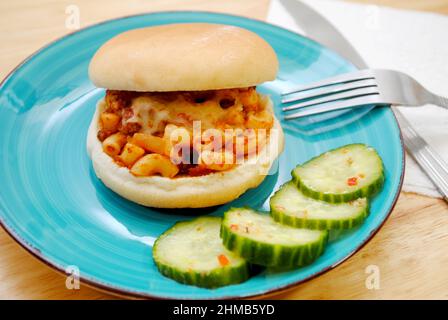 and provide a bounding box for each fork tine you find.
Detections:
[281,69,375,96]
[283,87,379,111]
[284,95,384,120]
[281,79,377,104]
